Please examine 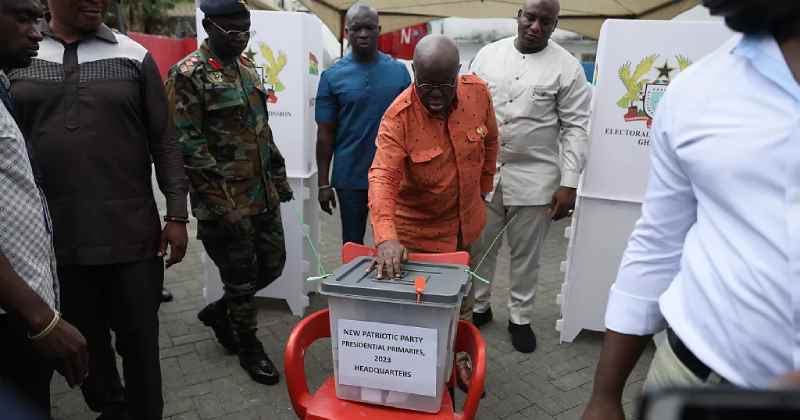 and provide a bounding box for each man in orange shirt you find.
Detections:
[369,34,499,391]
